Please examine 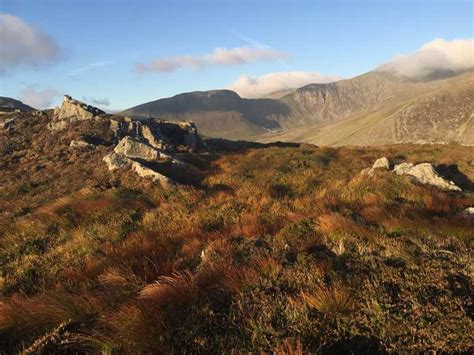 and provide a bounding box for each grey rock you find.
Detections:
[394,162,461,191]
[102,152,131,171]
[130,160,172,185]
[362,157,390,176]
[372,157,390,170]
[114,137,160,161]
[69,140,95,149]
[110,117,171,151]
[48,95,105,130]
